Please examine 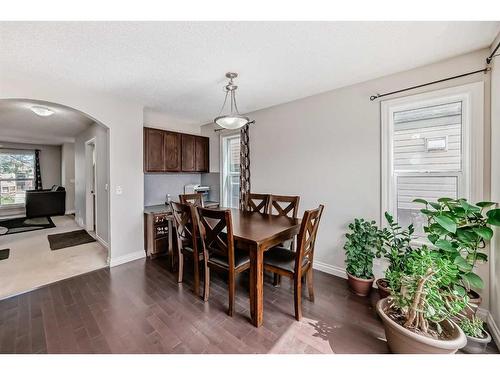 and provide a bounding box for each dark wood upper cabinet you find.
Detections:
[195,136,209,172]
[144,128,165,172]
[144,127,209,173]
[164,131,182,171]
[181,134,196,172]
